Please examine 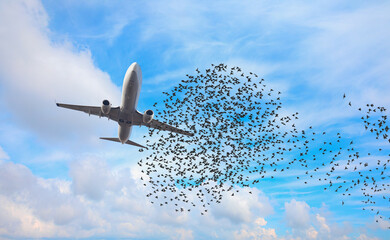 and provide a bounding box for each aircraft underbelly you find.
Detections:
[123,73,139,112]
[121,63,142,114]
[118,62,142,142]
